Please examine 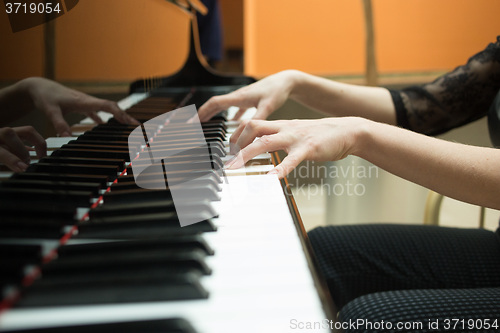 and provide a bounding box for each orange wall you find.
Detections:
[0,12,45,78]
[219,0,243,50]
[2,0,499,82]
[0,0,191,82]
[244,0,500,77]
